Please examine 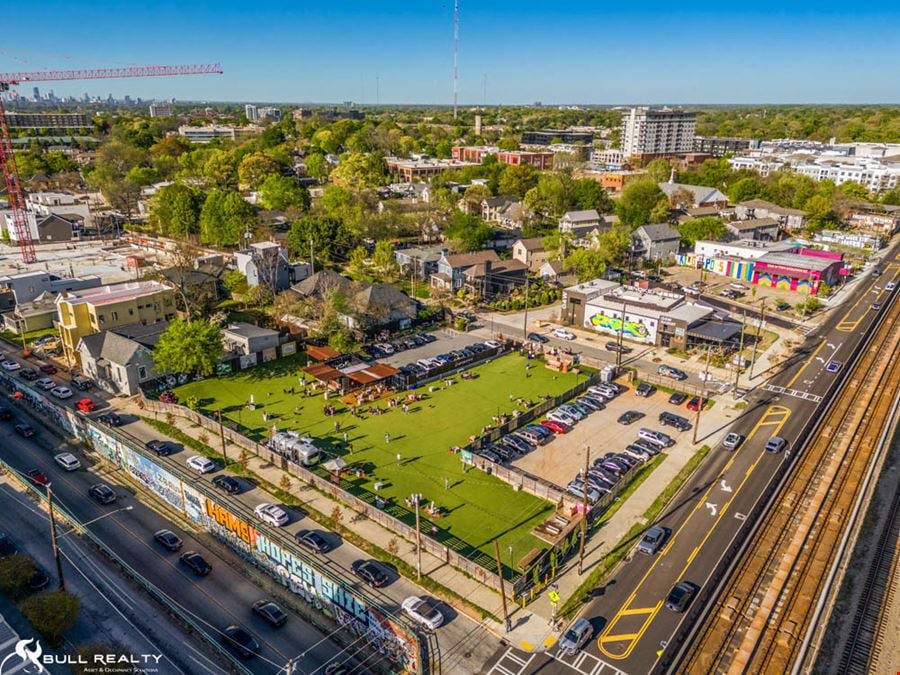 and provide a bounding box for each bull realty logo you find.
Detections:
[0,638,162,674]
